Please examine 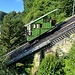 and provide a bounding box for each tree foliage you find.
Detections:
[0,57,18,75]
[36,42,75,75]
[23,0,73,24]
[1,11,26,53]
[36,54,65,75]
[23,0,35,13]
[0,11,7,21]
